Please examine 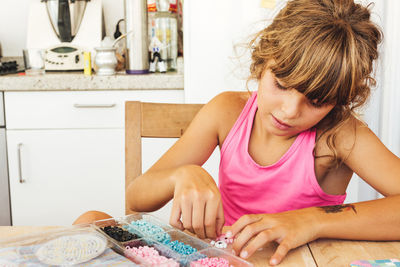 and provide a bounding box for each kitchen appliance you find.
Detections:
[0,92,11,226]
[26,0,103,71]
